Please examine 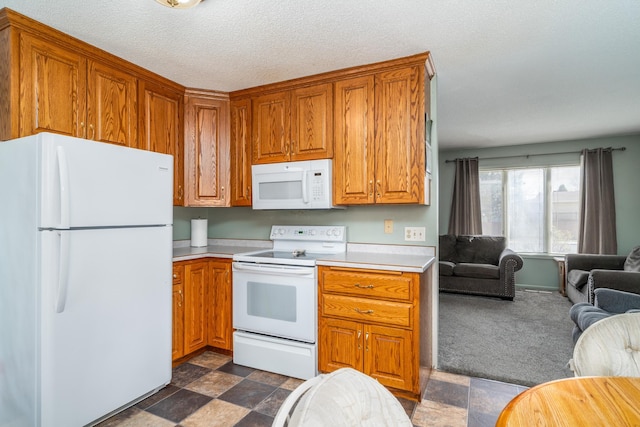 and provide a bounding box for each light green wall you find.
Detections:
[438,134,640,290]
[174,76,440,249]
